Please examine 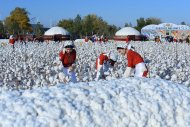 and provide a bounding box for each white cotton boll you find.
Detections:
[54,66,59,72]
[65,76,70,83]
[40,75,45,80]
[49,77,54,83]
[83,76,88,82]
[58,65,63,71]
[58,72,66,83]
[26,81,31,87]
[49,119,58,127]
[8,74,13,80]
[171,74,177,81]
[90,100,102,110]
[31,70,35,75]
[106,76,112,80]
[53,79,59,85]
[23,79,28,85]
[184,80,190,87]
[46,70,51,74]
[41,79,48,86]
[155,75,160,79]
[35,79,41,85]
[165,75,170,80]
[47,108,61,119]
[58,72,65,78]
